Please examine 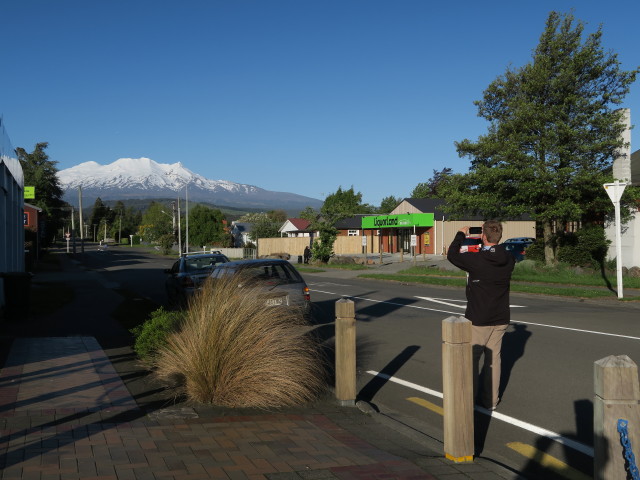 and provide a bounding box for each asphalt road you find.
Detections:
[304,270,640,479]
[79,246,640,479]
